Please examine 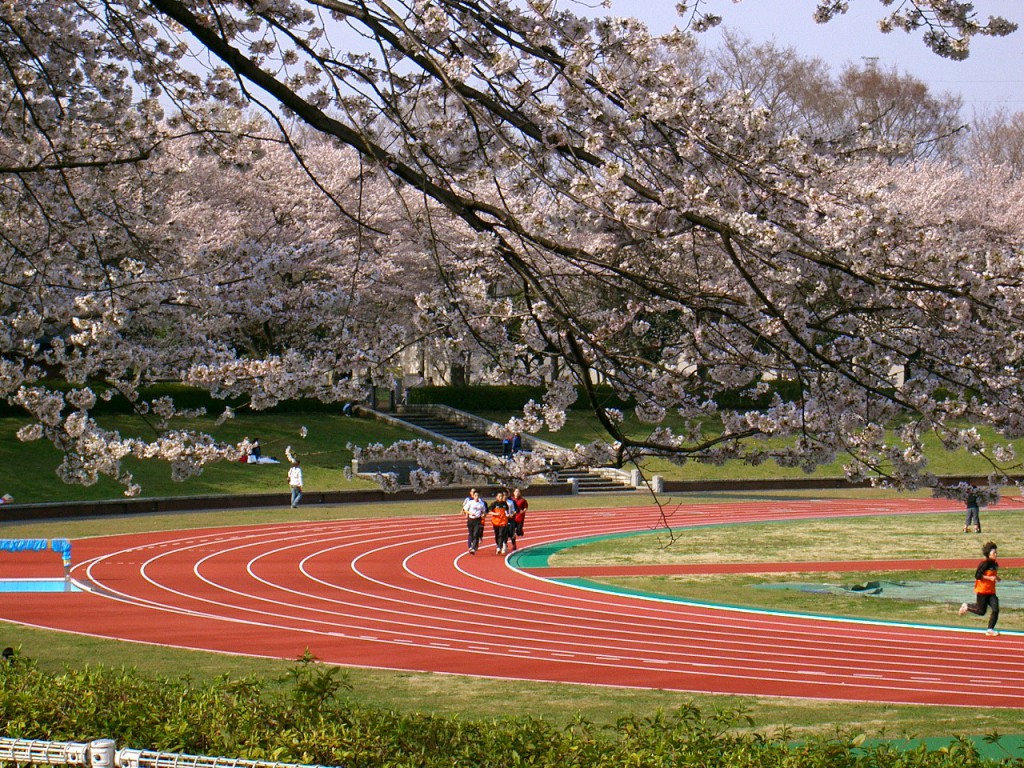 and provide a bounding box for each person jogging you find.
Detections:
[508,488,528,550]
[489,489,511,555]
[462,488,487,554]
[959,541,1001,636]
